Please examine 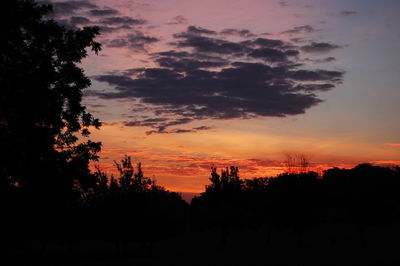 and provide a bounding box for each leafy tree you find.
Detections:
[191,167,245,246]
[114,155,153,192]
[88,156,188,255]
[0,0,102,204]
